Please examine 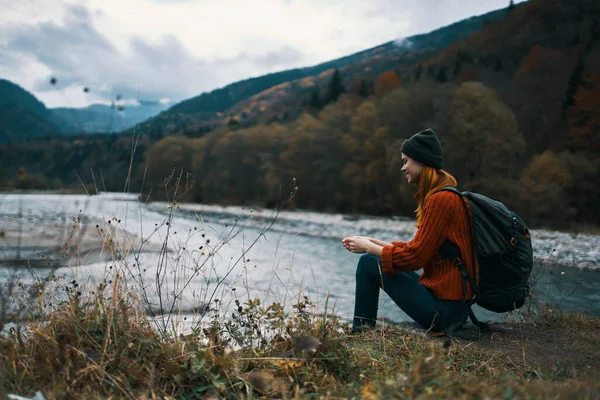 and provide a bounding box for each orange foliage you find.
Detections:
[299,76,315,87]
[566,74,600,151]
[259,81,291,96]
[455,66,479,83]
[374,71,401,97]
[350,78,371,96]
[516,45,568,76]
[248,82,289,103]
[318,69,335,79]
